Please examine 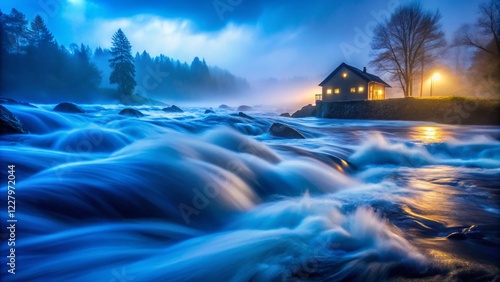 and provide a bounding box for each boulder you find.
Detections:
[292,104,316,118]
[446,232,467,240]
[237,105,253,111]
[269,122,305,139]
[0,97,37,108]
[236,112,254,120]
[205,109,216,114]
[462,225,484,239]
[53,102,85,113]
[218,104,230,109]
[0,97,19,105]
[446,225,486,241]
[280,113,291,117]
[0,105,28,135]
[162,105,183,113]
[119,108,144,117]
